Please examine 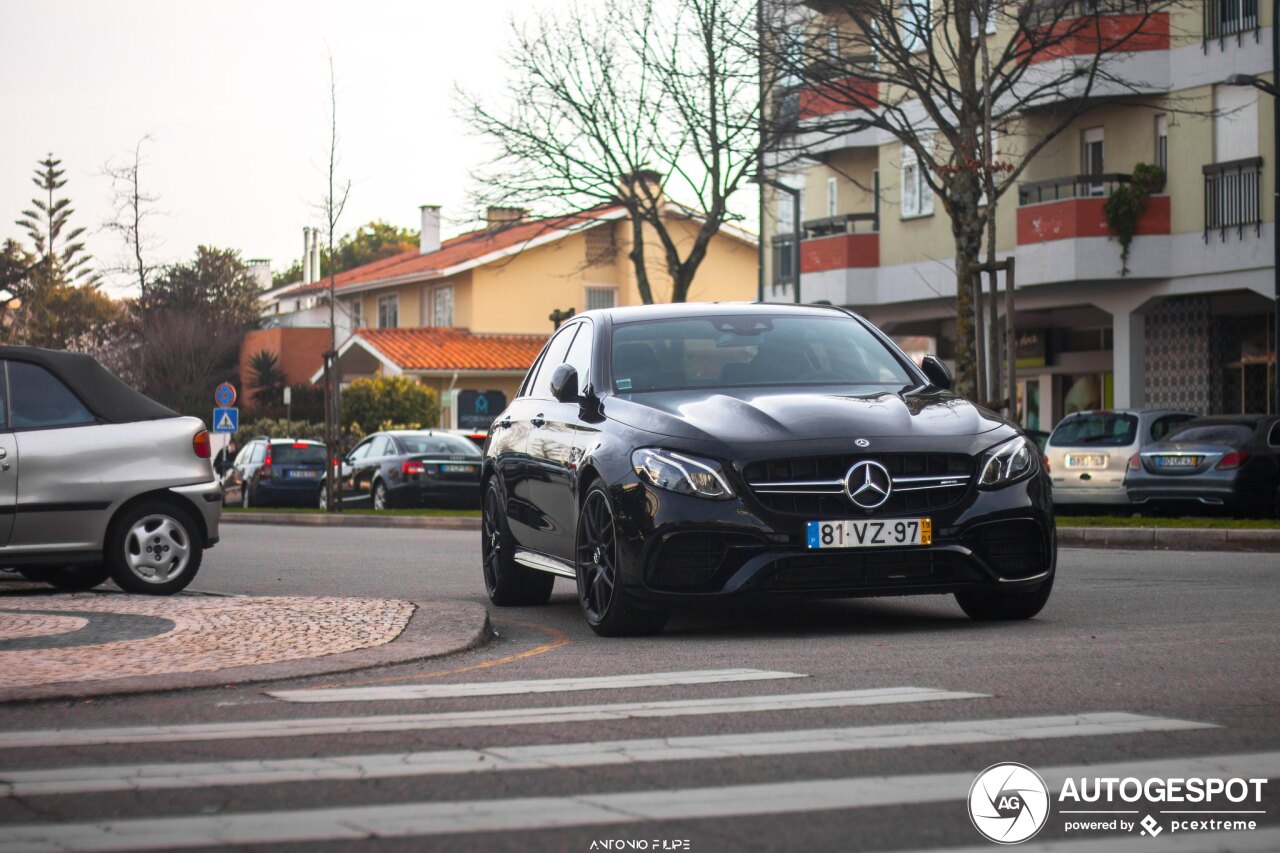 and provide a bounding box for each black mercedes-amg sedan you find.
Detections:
[481,303,1055,636]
